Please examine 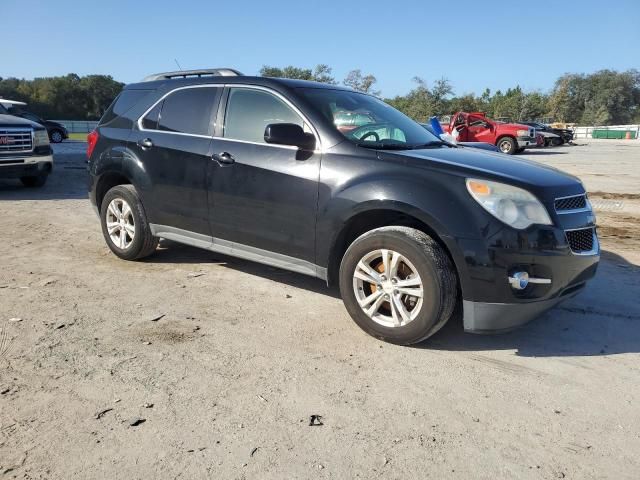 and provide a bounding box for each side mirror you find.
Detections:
[264,123,316,150]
